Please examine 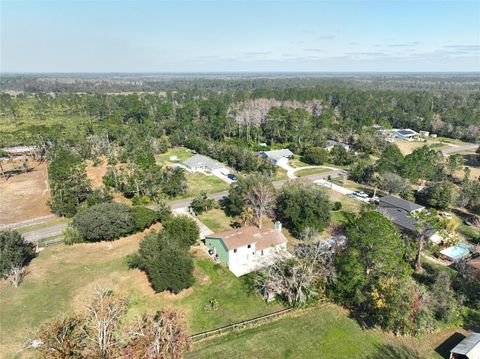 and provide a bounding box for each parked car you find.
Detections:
[227,173,238,181]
